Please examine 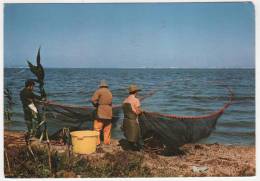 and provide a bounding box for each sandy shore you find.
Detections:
[4,130,255,177]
